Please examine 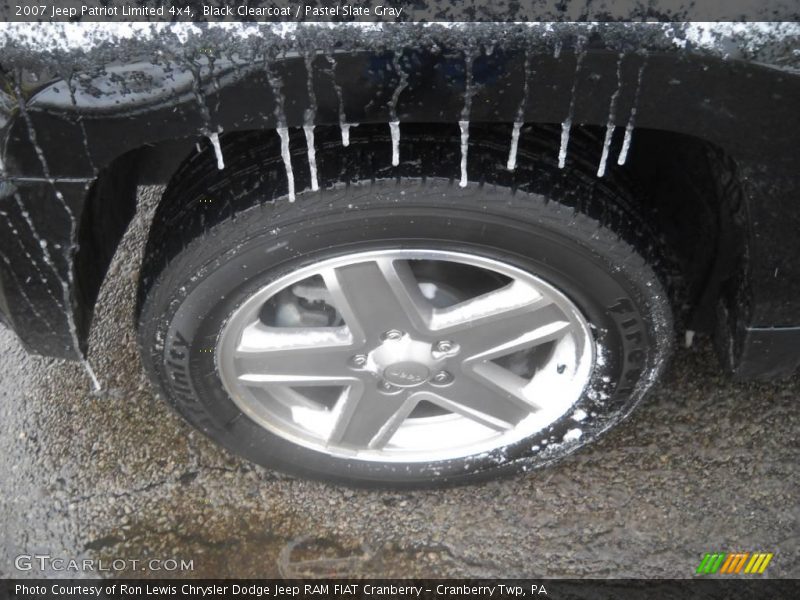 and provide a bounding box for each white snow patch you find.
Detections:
[0,22,389,52]
[679,22,800,53]
[571,409,588,422]
[563,428,583,442]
